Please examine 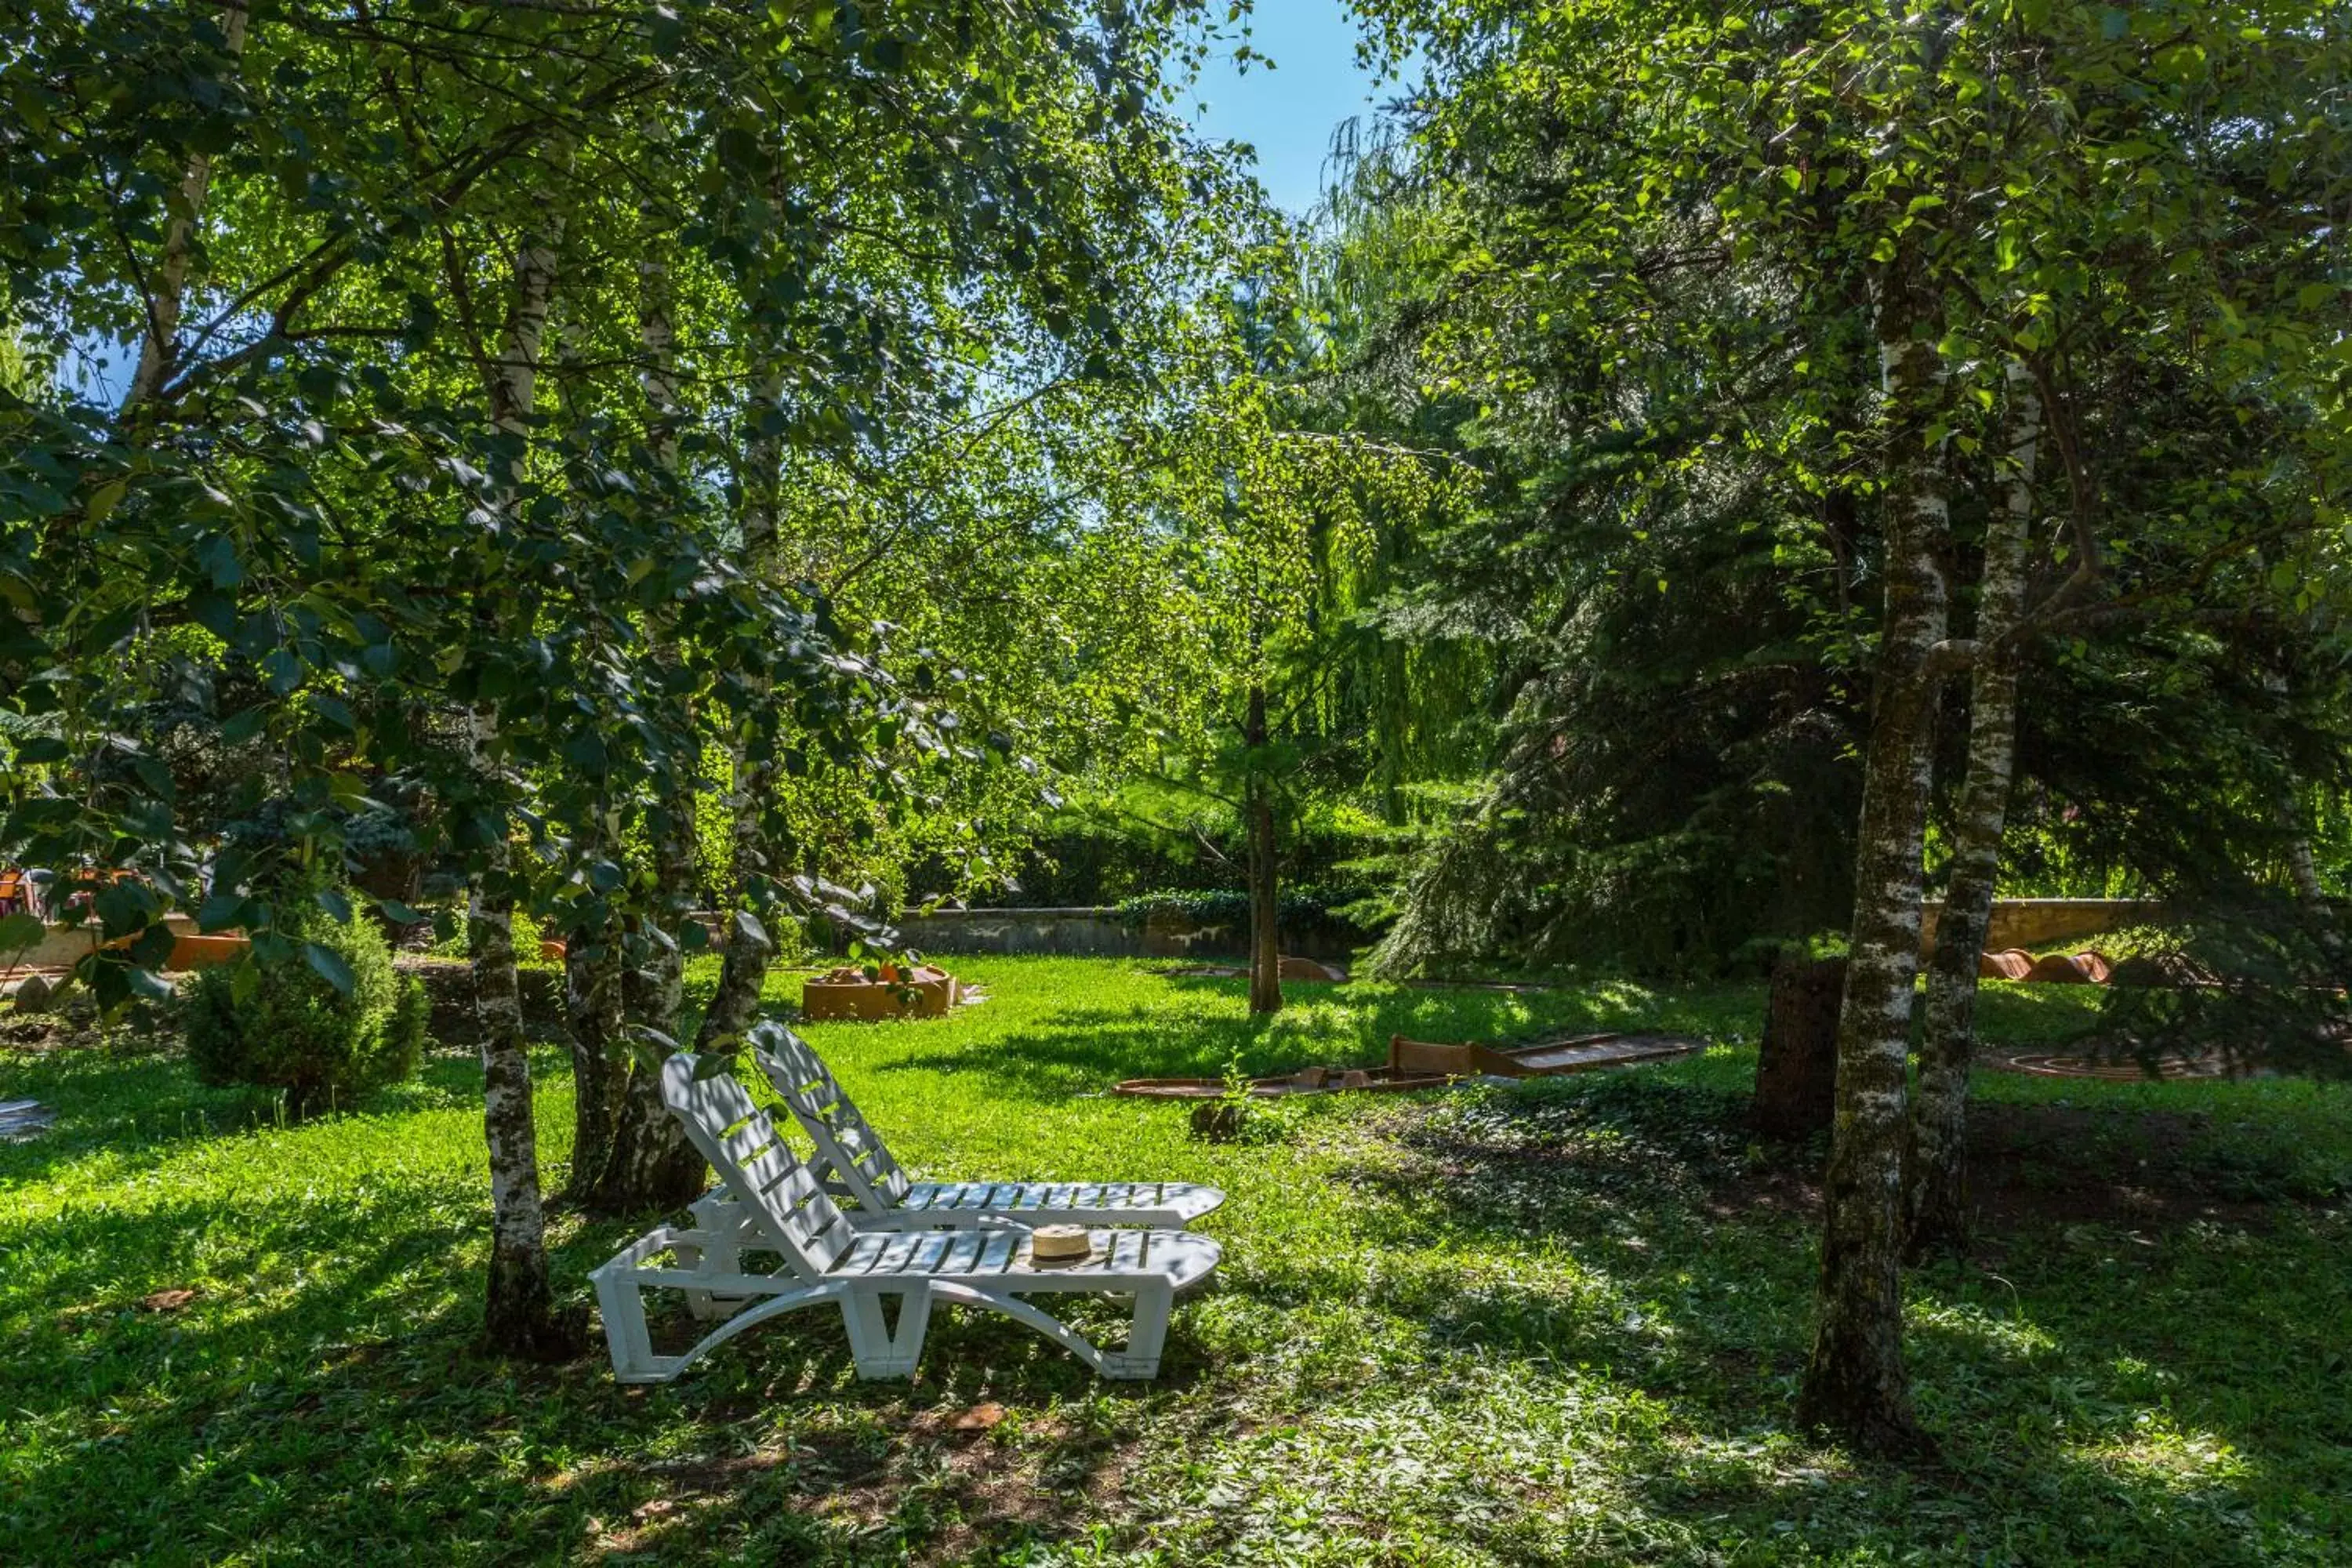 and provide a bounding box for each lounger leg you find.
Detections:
[841,1283,934,1380]
[594,1263,665,1383]
[683,1195,748,1321]
[1102,1279,1174,1380]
